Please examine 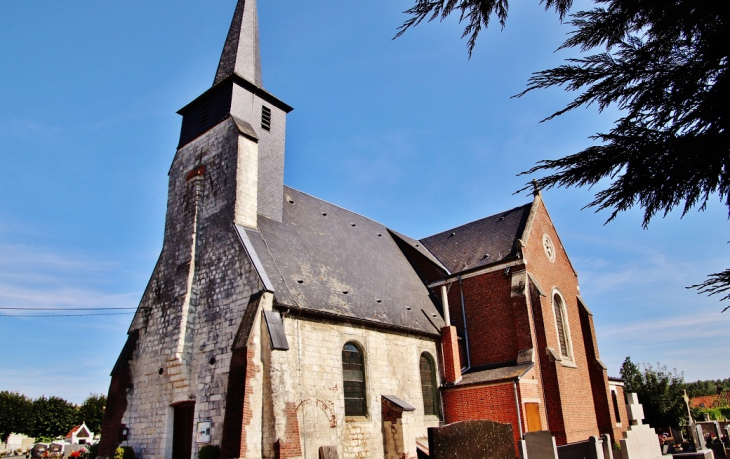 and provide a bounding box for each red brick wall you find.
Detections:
[97,364,132,458]
[524,198,599,443]
[239,345,261,458]
[276,402,302,459]
[578,304,618,442]
[442,383,522,453]
[437,267,532,369]
[441,326,462,383]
